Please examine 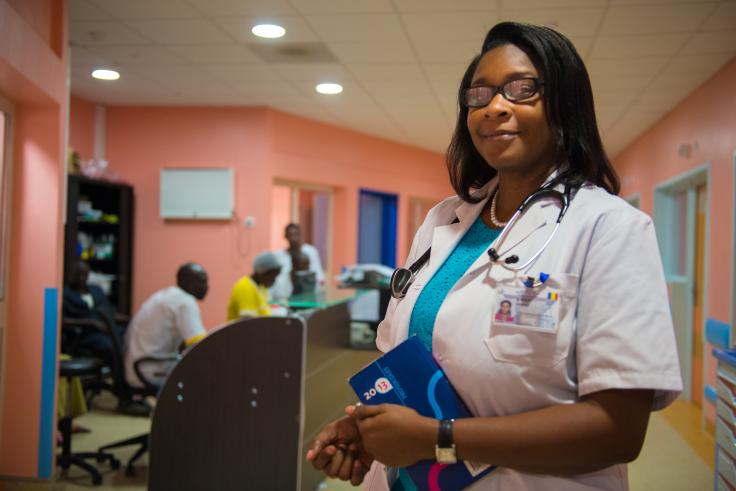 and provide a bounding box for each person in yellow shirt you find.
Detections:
[227,251,282,321]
